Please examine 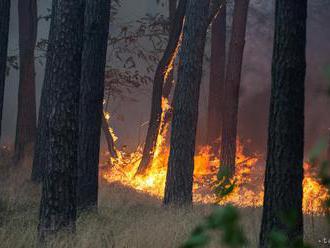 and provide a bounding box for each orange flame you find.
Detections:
[102,109,329,215]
